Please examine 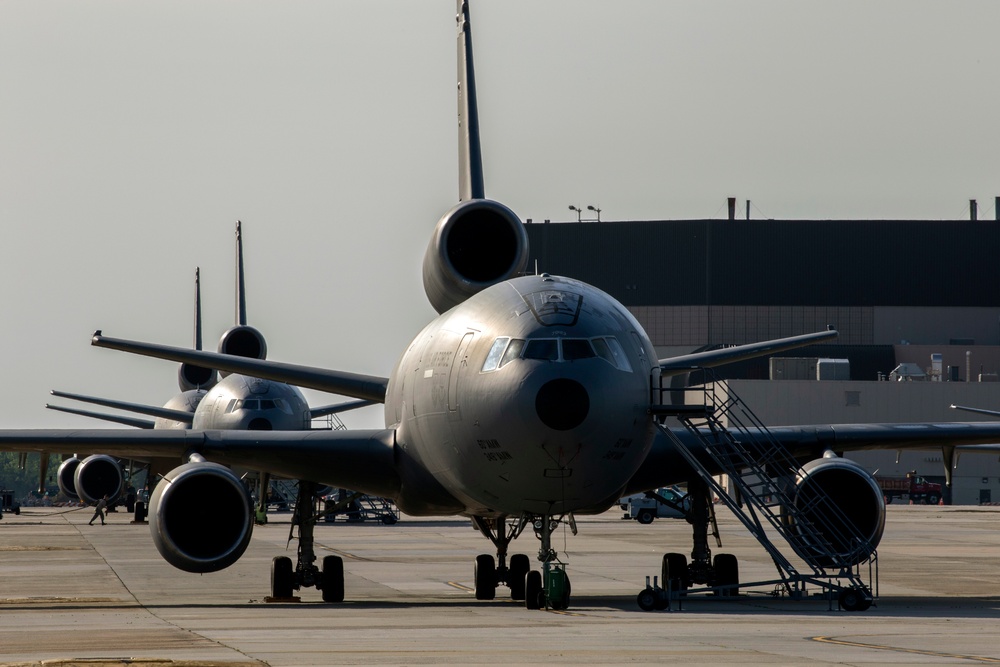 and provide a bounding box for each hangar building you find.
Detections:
[525,213,1000,504]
